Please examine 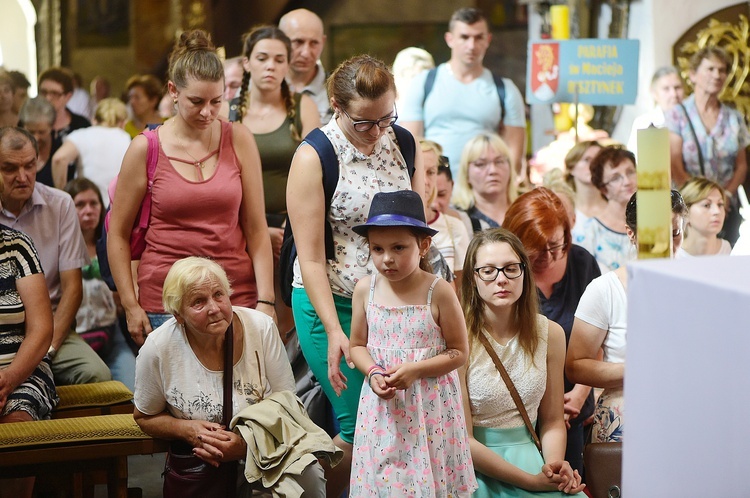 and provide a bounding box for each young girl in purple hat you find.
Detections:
[348,190,477,496]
